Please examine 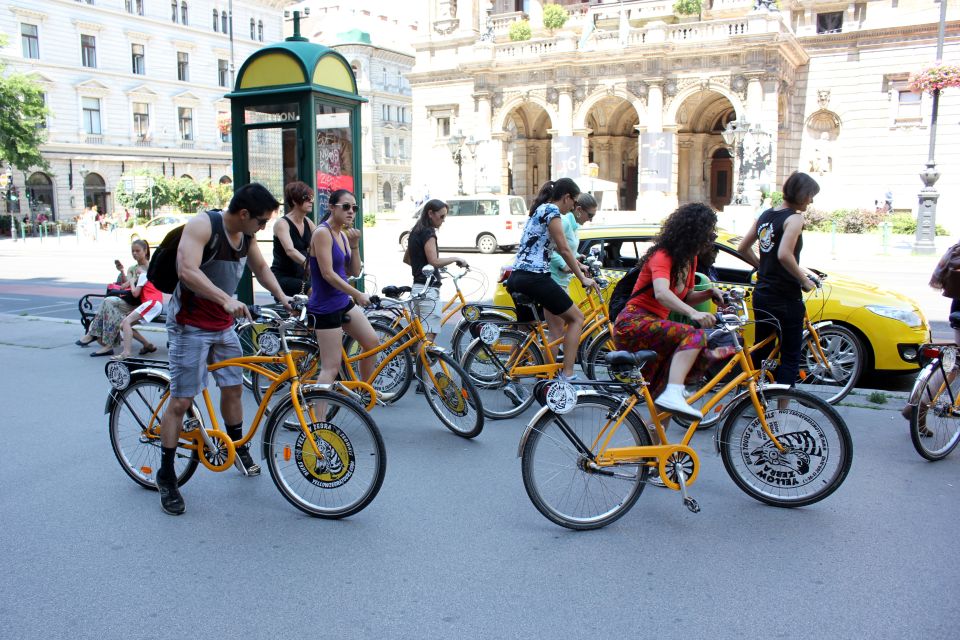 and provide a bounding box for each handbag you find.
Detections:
[929,240,960,299]
[105,283,139,306]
